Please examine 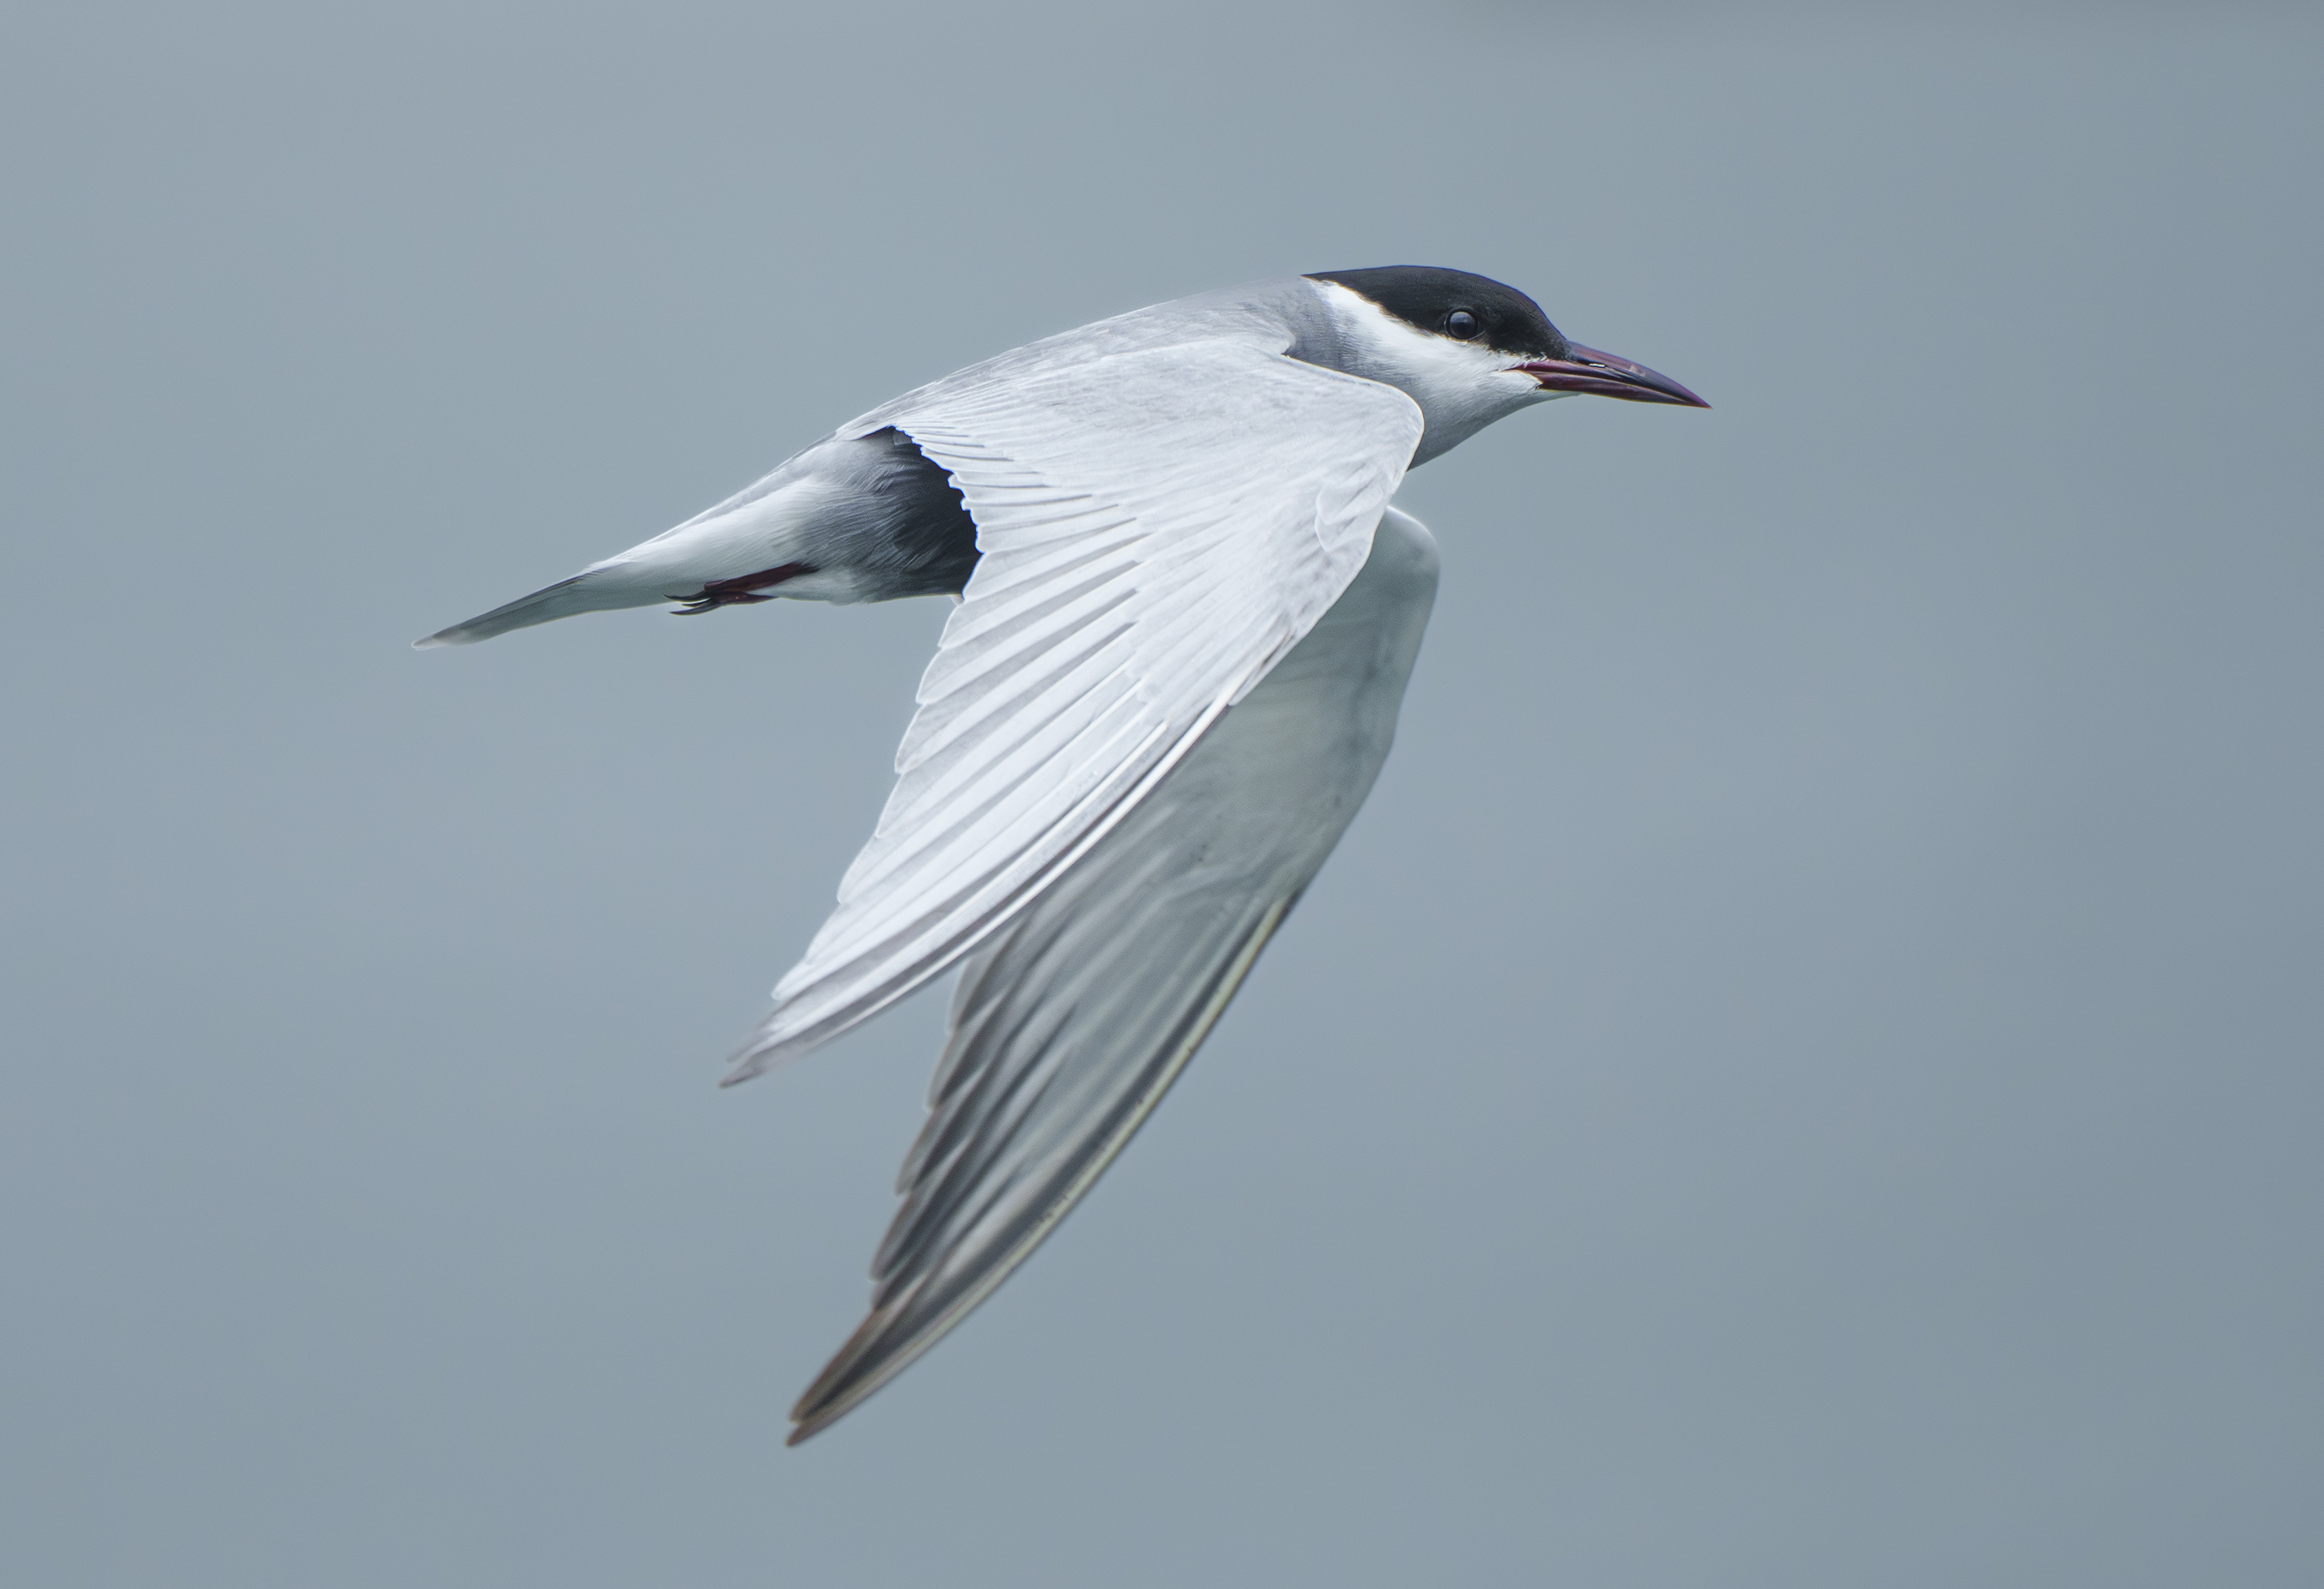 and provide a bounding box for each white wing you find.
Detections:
[724,338,1424,1082]
[786,509,1442,1443]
